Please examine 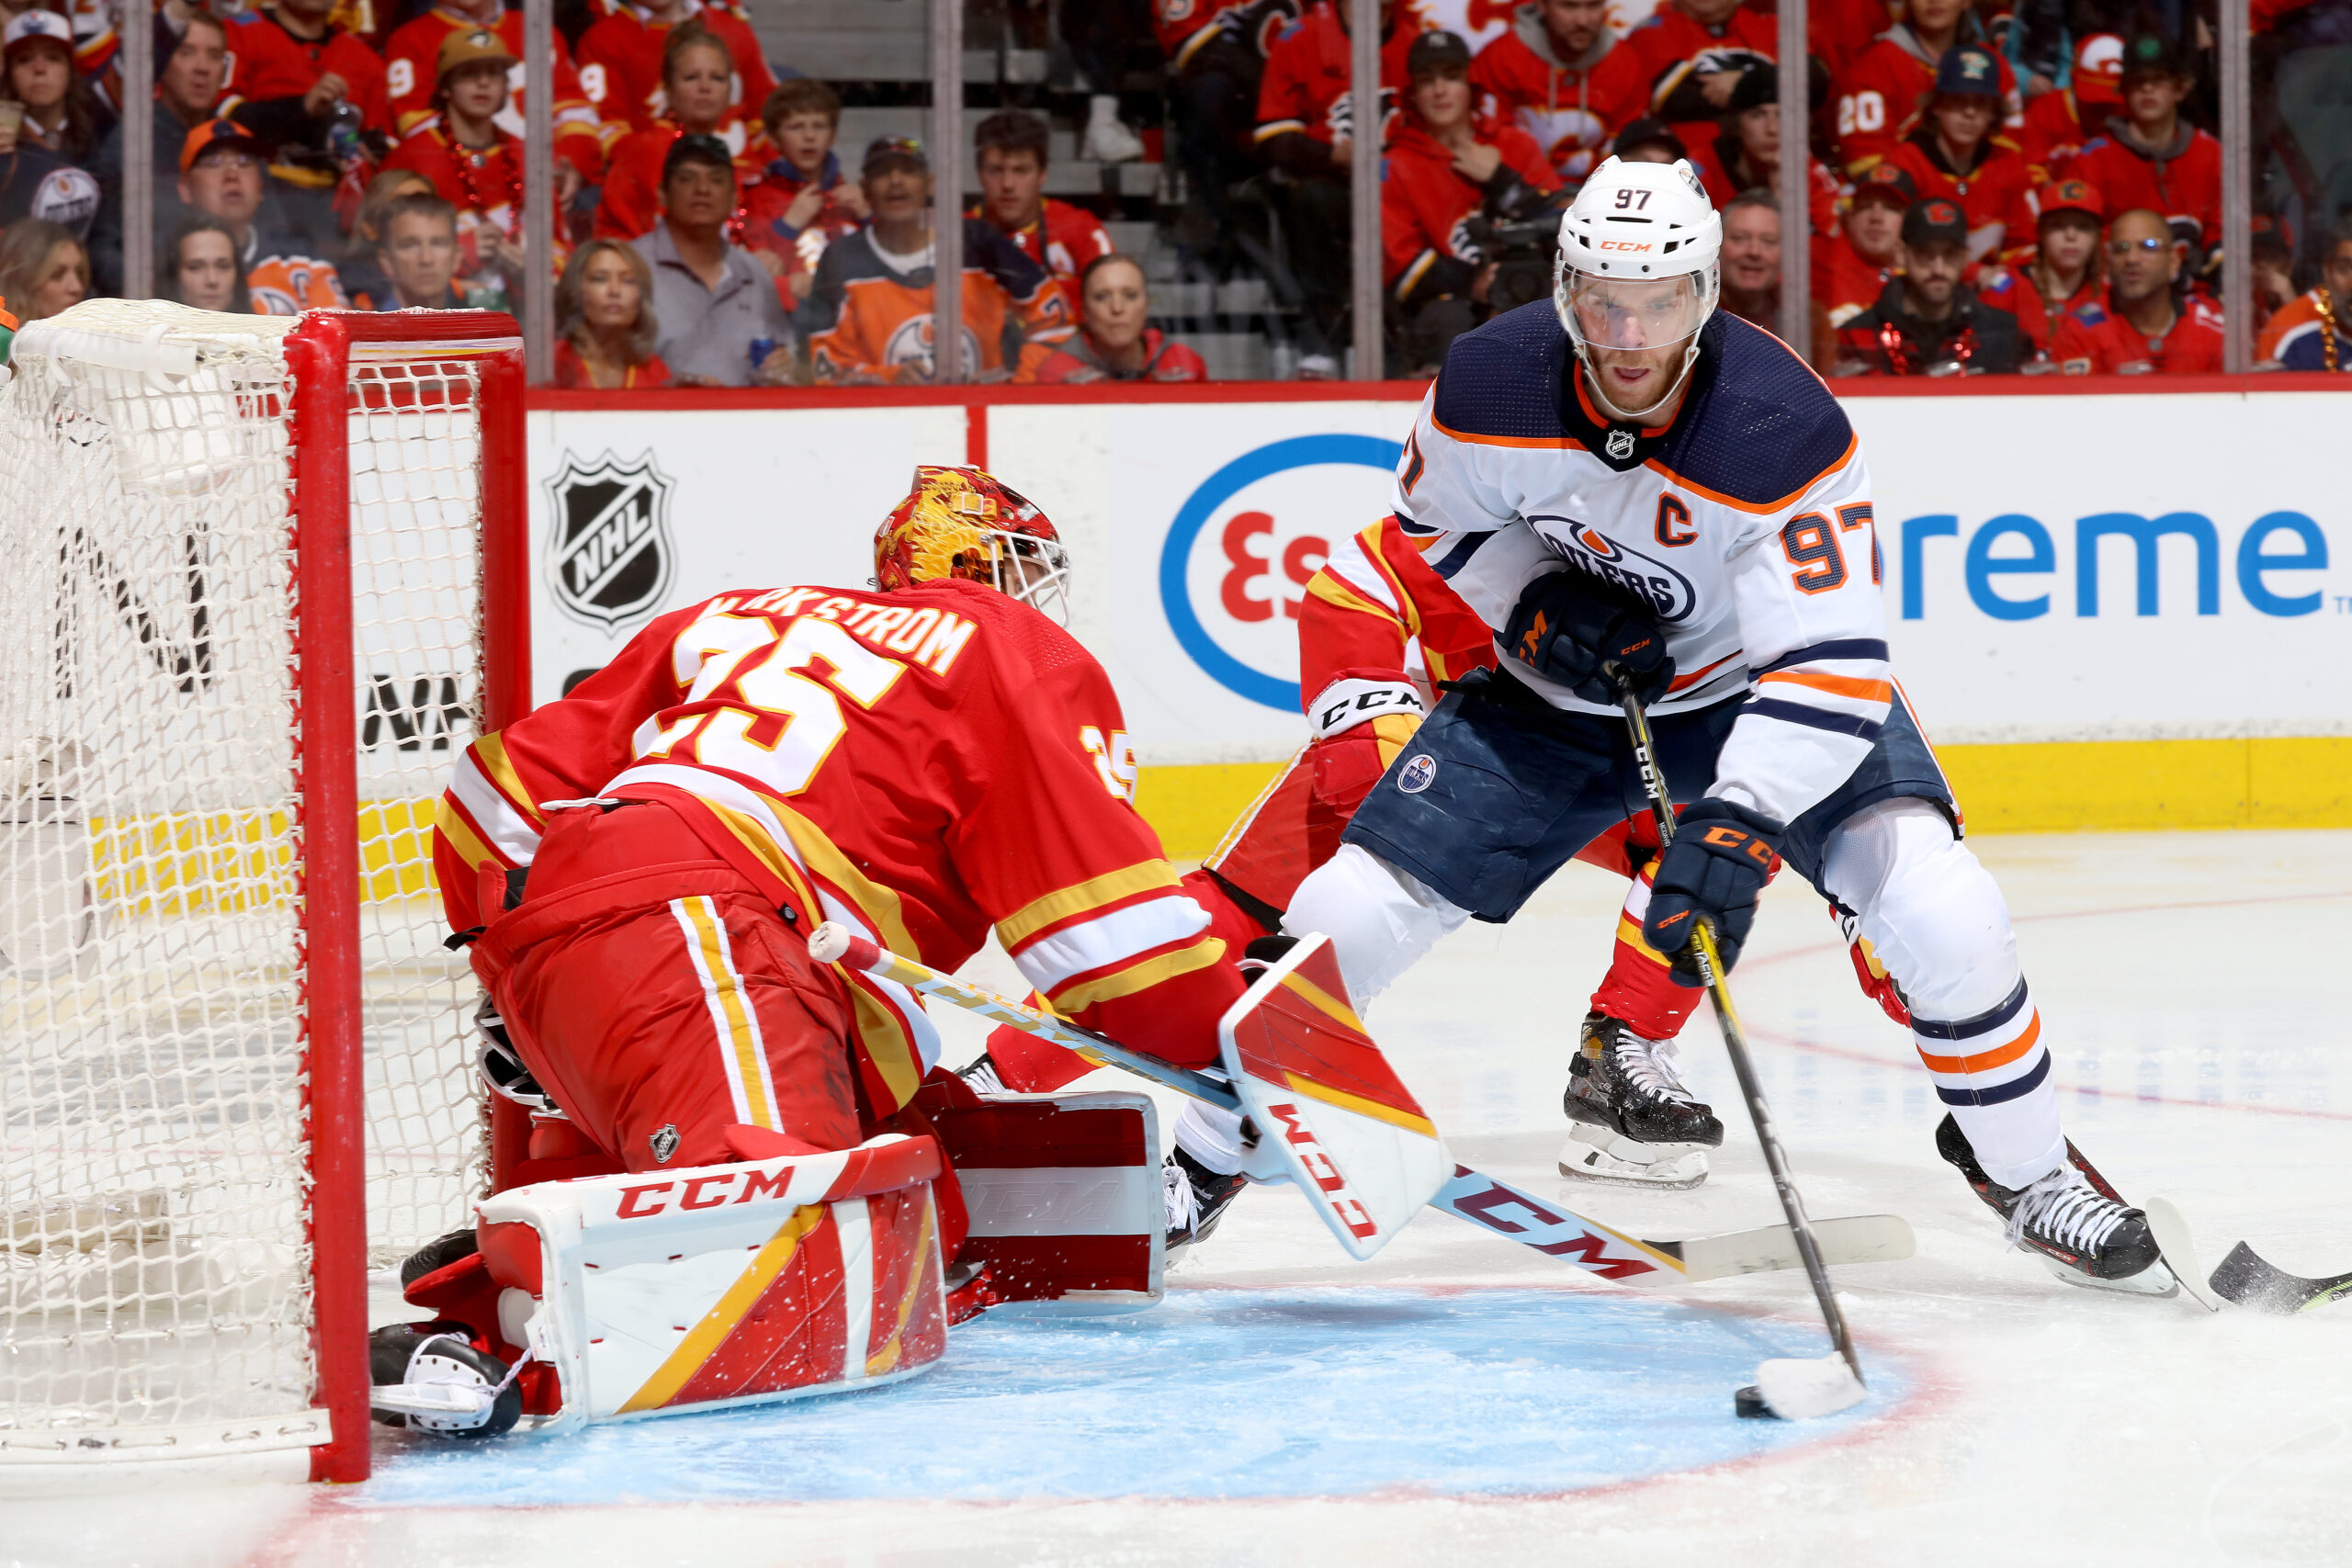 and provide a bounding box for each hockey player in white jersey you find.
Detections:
[1180,156,2172,1292]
